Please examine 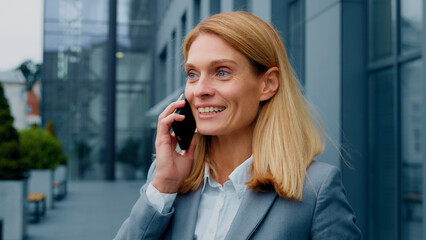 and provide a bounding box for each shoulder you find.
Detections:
[304,160,343,199]
[307,160,340,181]
[306,161,363,238]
